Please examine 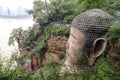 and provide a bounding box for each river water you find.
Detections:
[0,18,34,58]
